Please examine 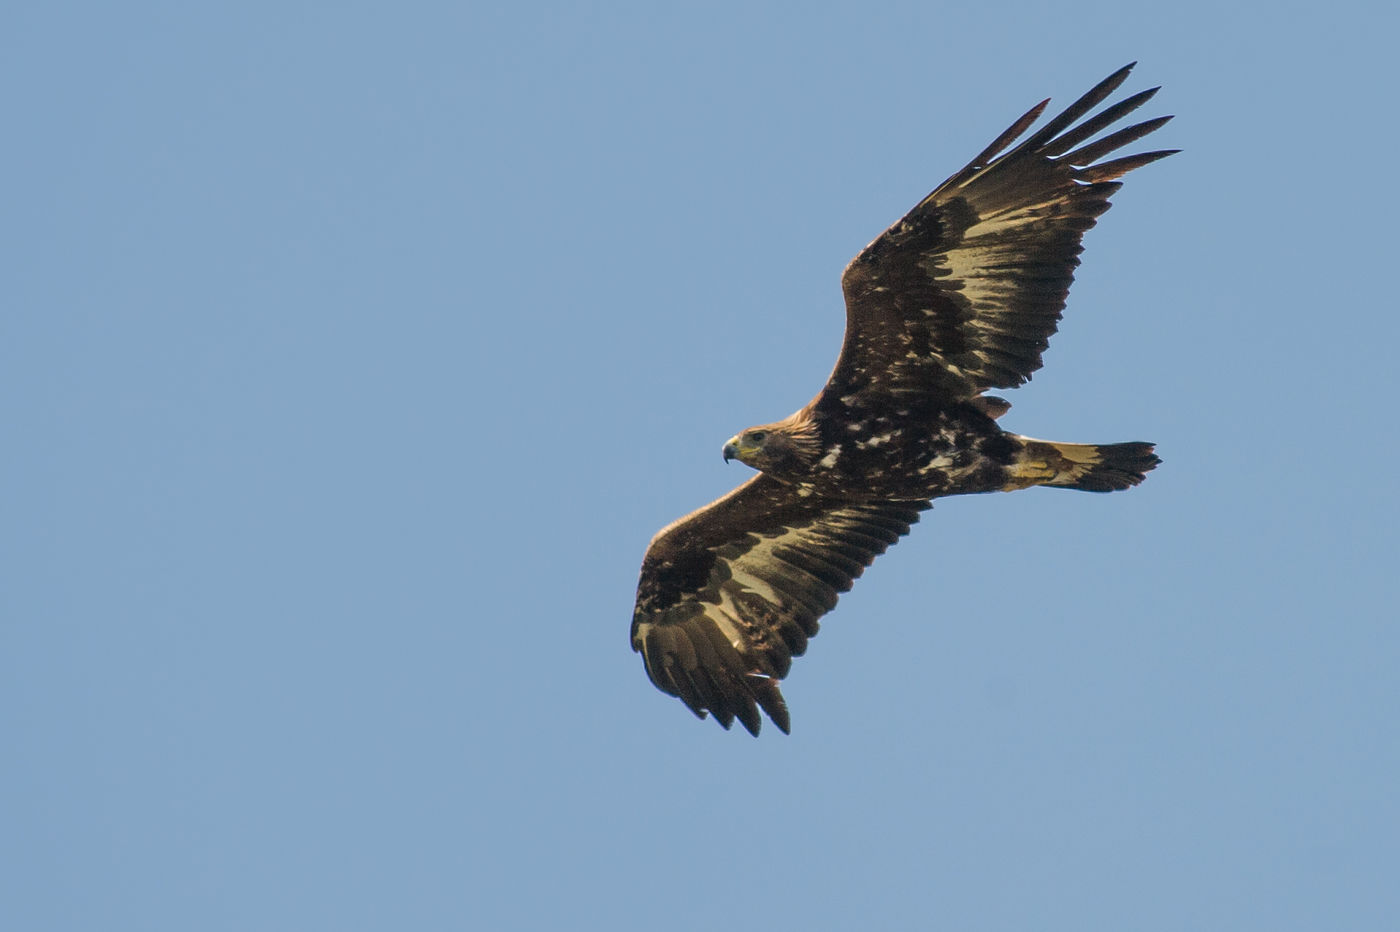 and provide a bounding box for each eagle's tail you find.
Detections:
[1008,437,1160,493]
